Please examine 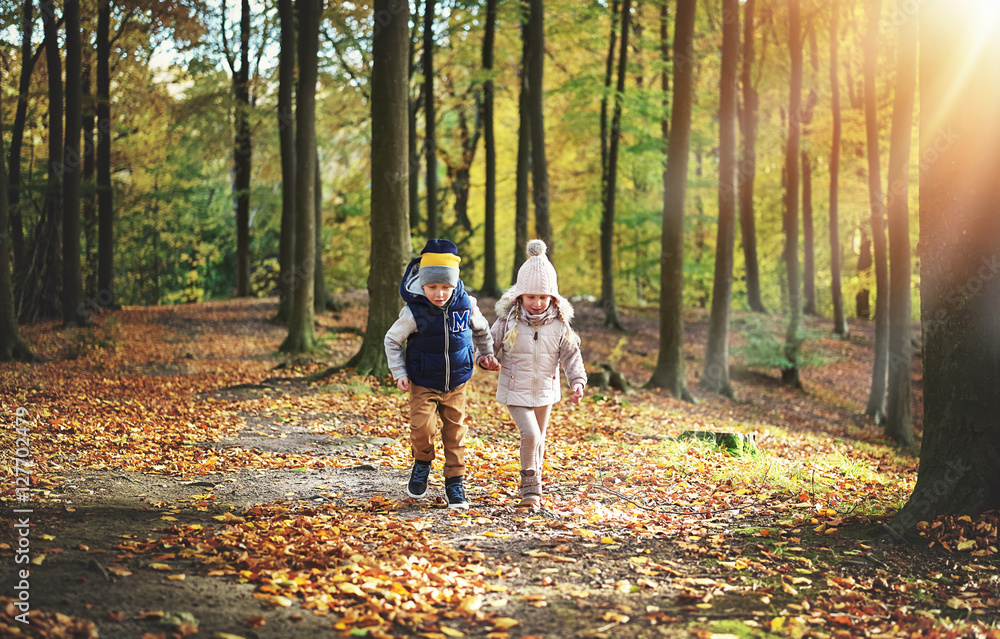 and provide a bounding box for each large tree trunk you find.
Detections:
[601,0,629,331]
[234,0,252,297]
[738,0,764,313]
[527,0,552,253]
[480,0,501,298]
[801,25,818,317]
[276,0,295,322]
[863,0,888,423]
[63,0,86,326]
[423,0,438,240]
[341,0,412,376]
[96,0,114,309]
[702,0,739,397]
[9,0,37,282]
[646,0,695,402]
[892,0,1000,532]
[512,17,530,285]
[314,149,337,312]
[0,114,35,361]
[781,0,803,389]
[280,0,322,355]
[885,0,916,447]
[600,0,620,206]
[828,2,849,337]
